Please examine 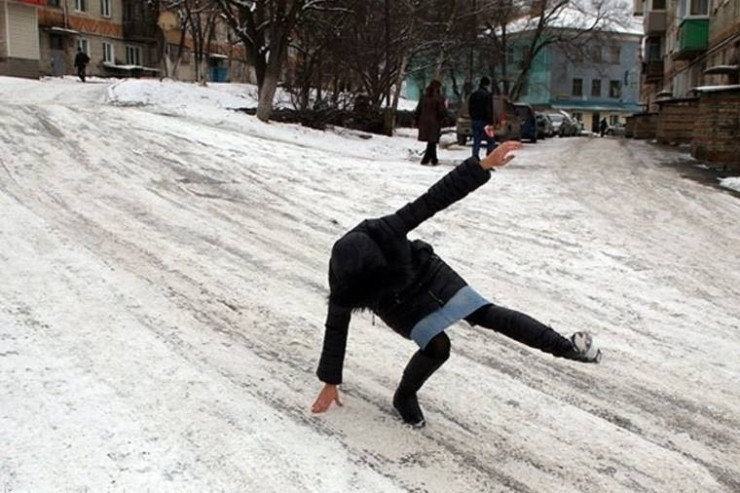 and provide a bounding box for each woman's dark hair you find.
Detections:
[425,79,442,97]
